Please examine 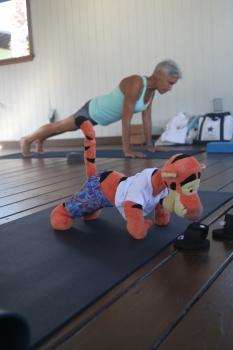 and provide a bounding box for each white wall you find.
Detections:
[0,0,233,140]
